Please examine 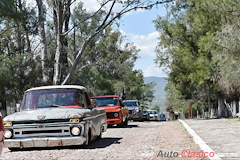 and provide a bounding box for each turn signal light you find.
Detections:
[70,119,79,123]
[4,122,12,126]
